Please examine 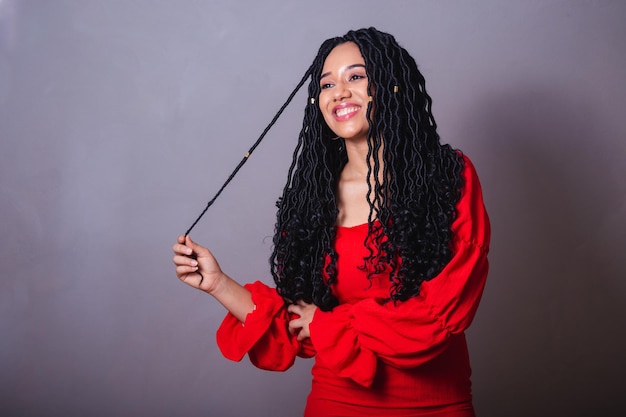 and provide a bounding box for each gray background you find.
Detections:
[1,1,625,416]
